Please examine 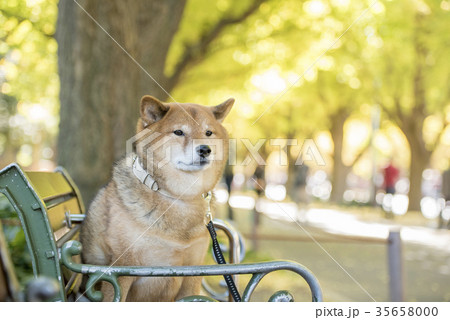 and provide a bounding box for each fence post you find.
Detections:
[388,229,404,301]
